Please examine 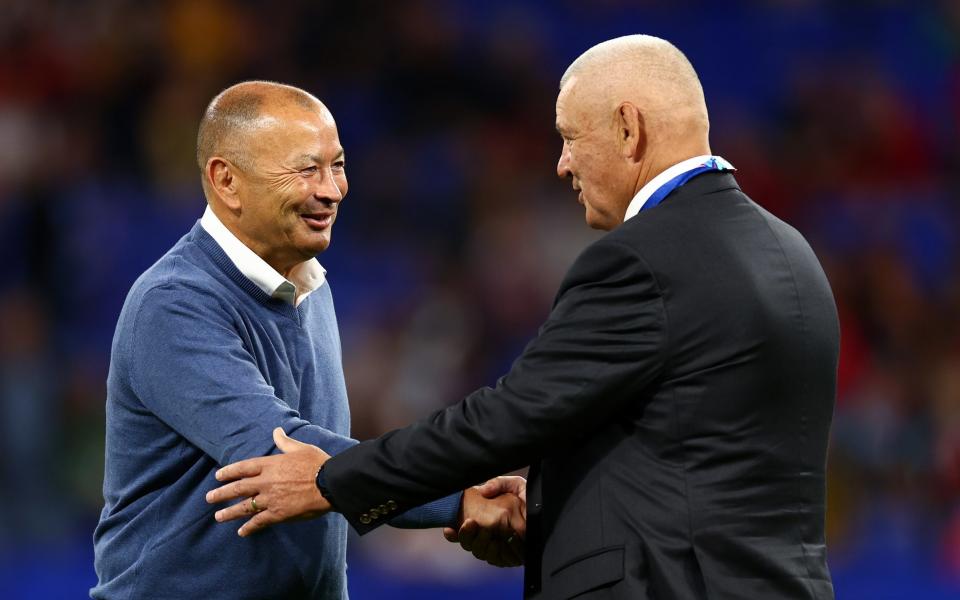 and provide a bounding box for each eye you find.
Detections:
[300,166,318,176]
[332,160,346,171]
